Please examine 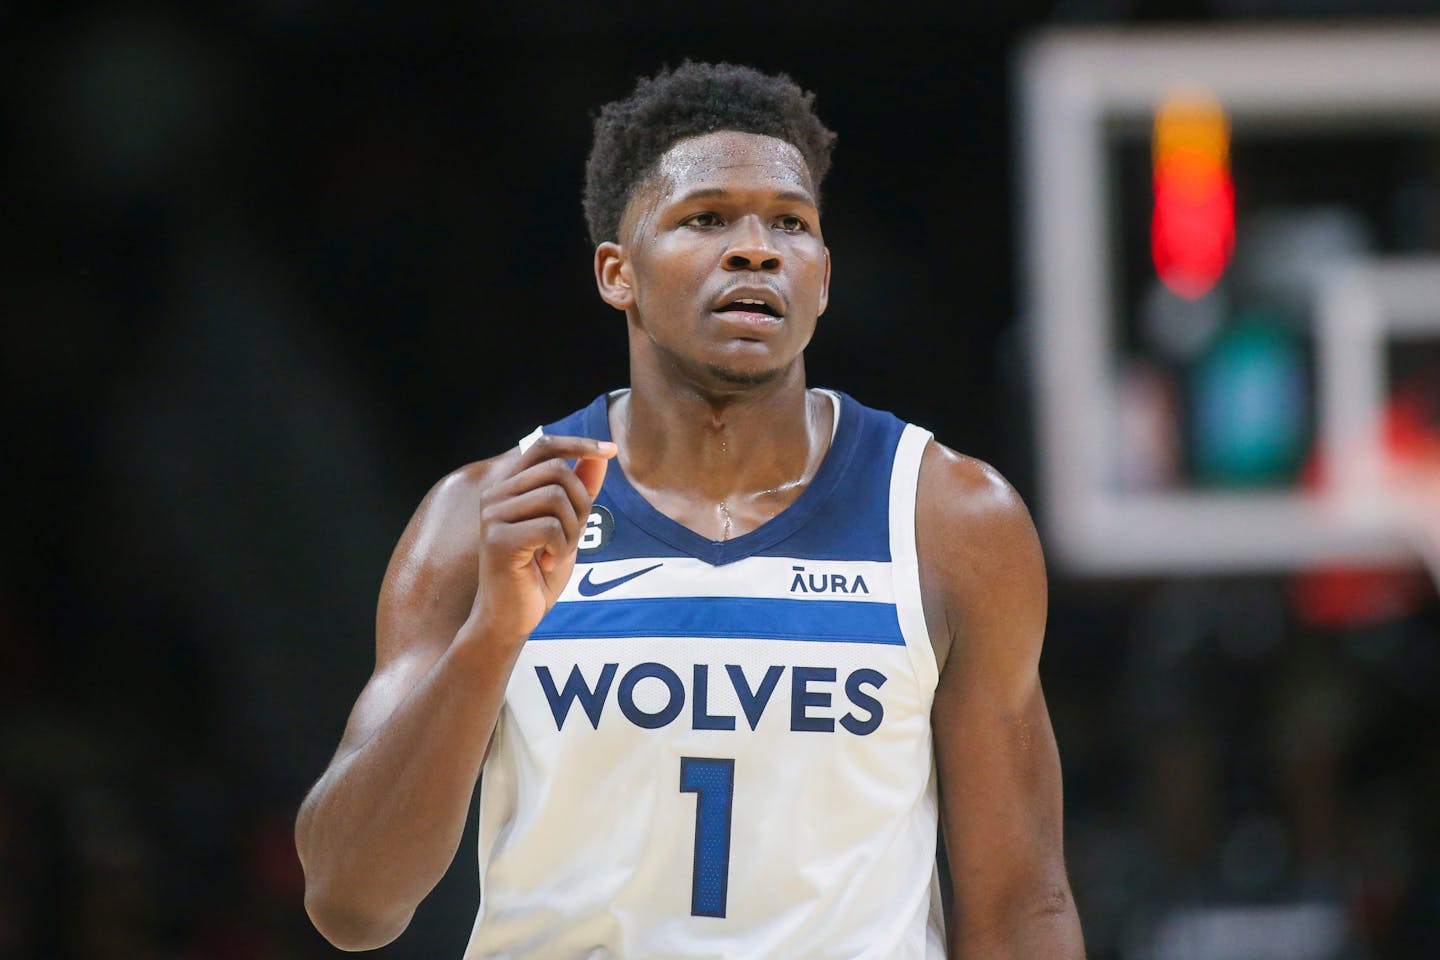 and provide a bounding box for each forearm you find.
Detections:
[939,691,1084,960]
[949,890,1085,960]
[296,621,520,949]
